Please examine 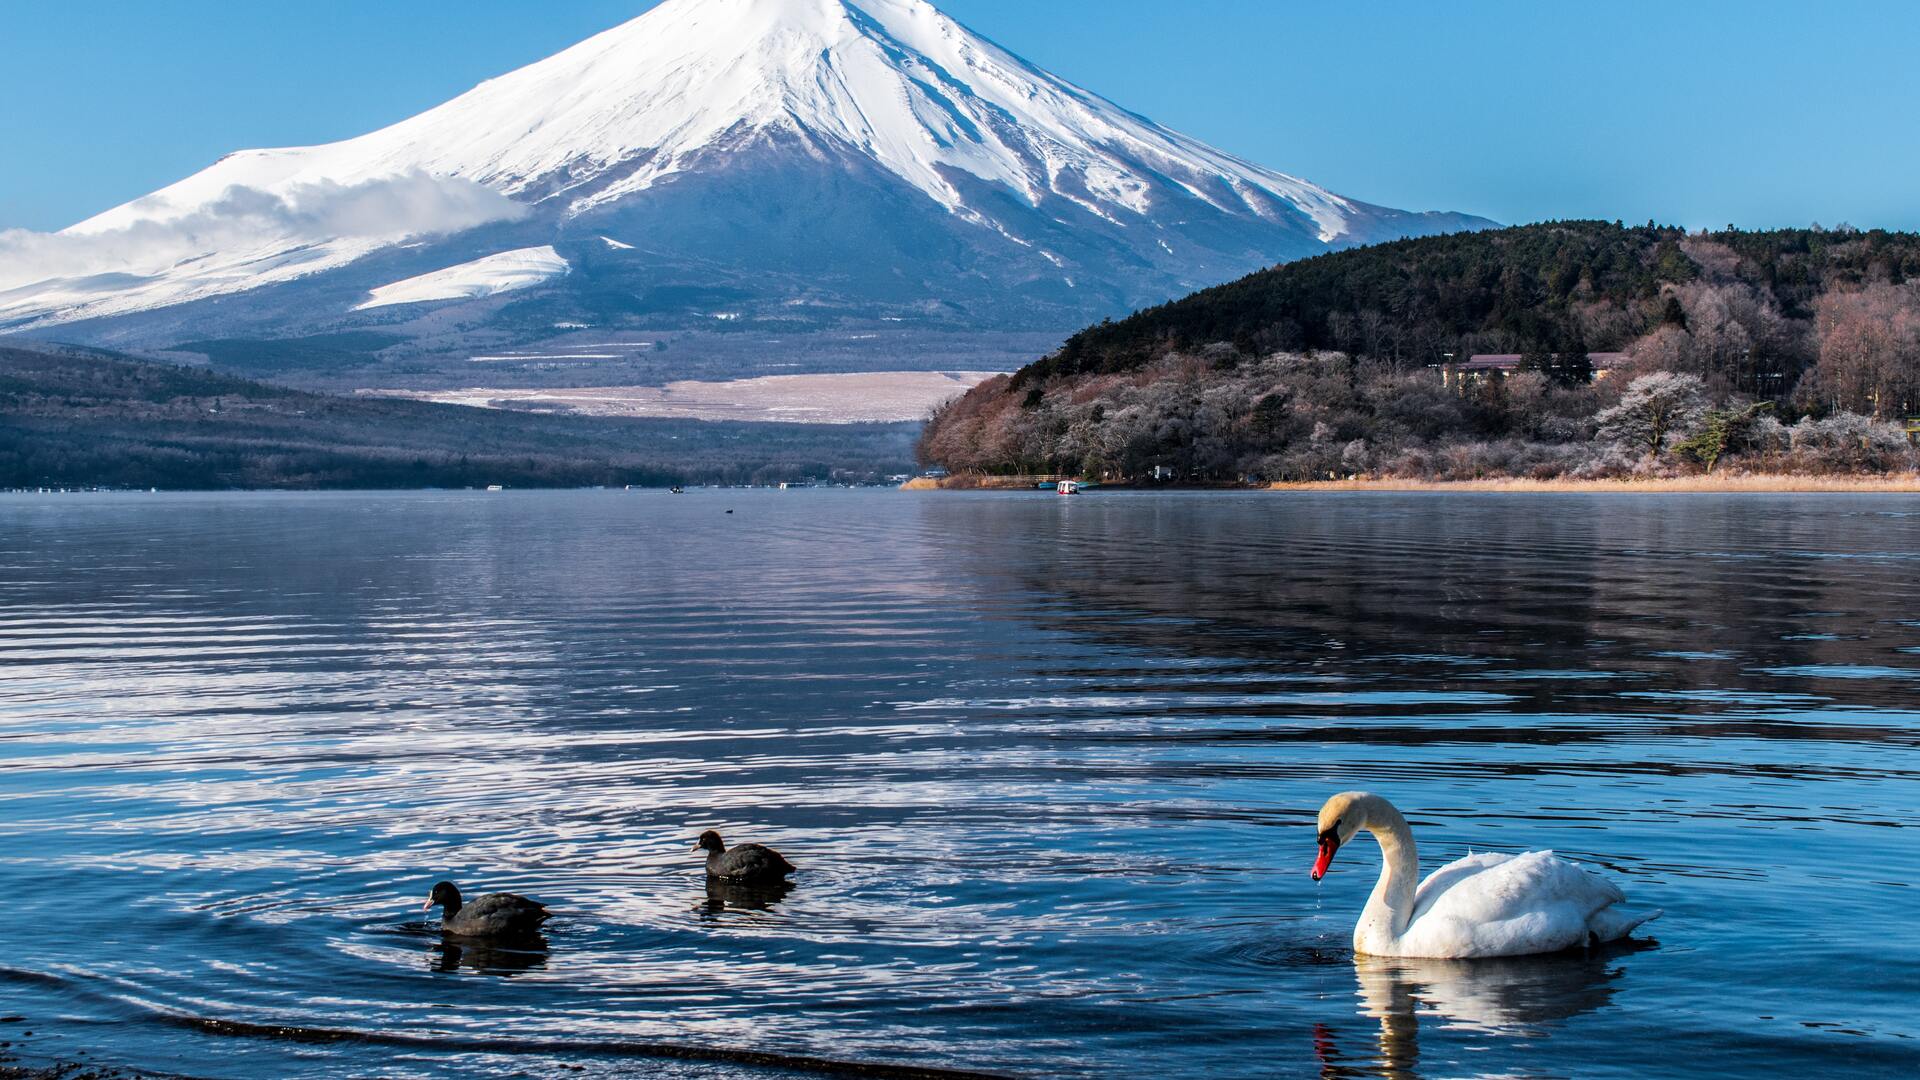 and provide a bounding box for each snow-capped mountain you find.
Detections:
[0,0,1493,357]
